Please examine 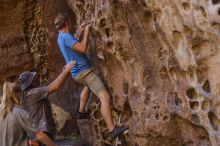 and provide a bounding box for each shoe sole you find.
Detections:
[123,129,129,134]
[113,129,129,139]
